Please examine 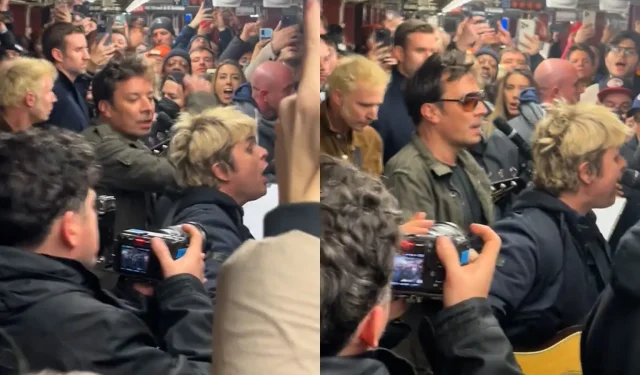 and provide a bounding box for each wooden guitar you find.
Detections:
[514,326,582,375]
